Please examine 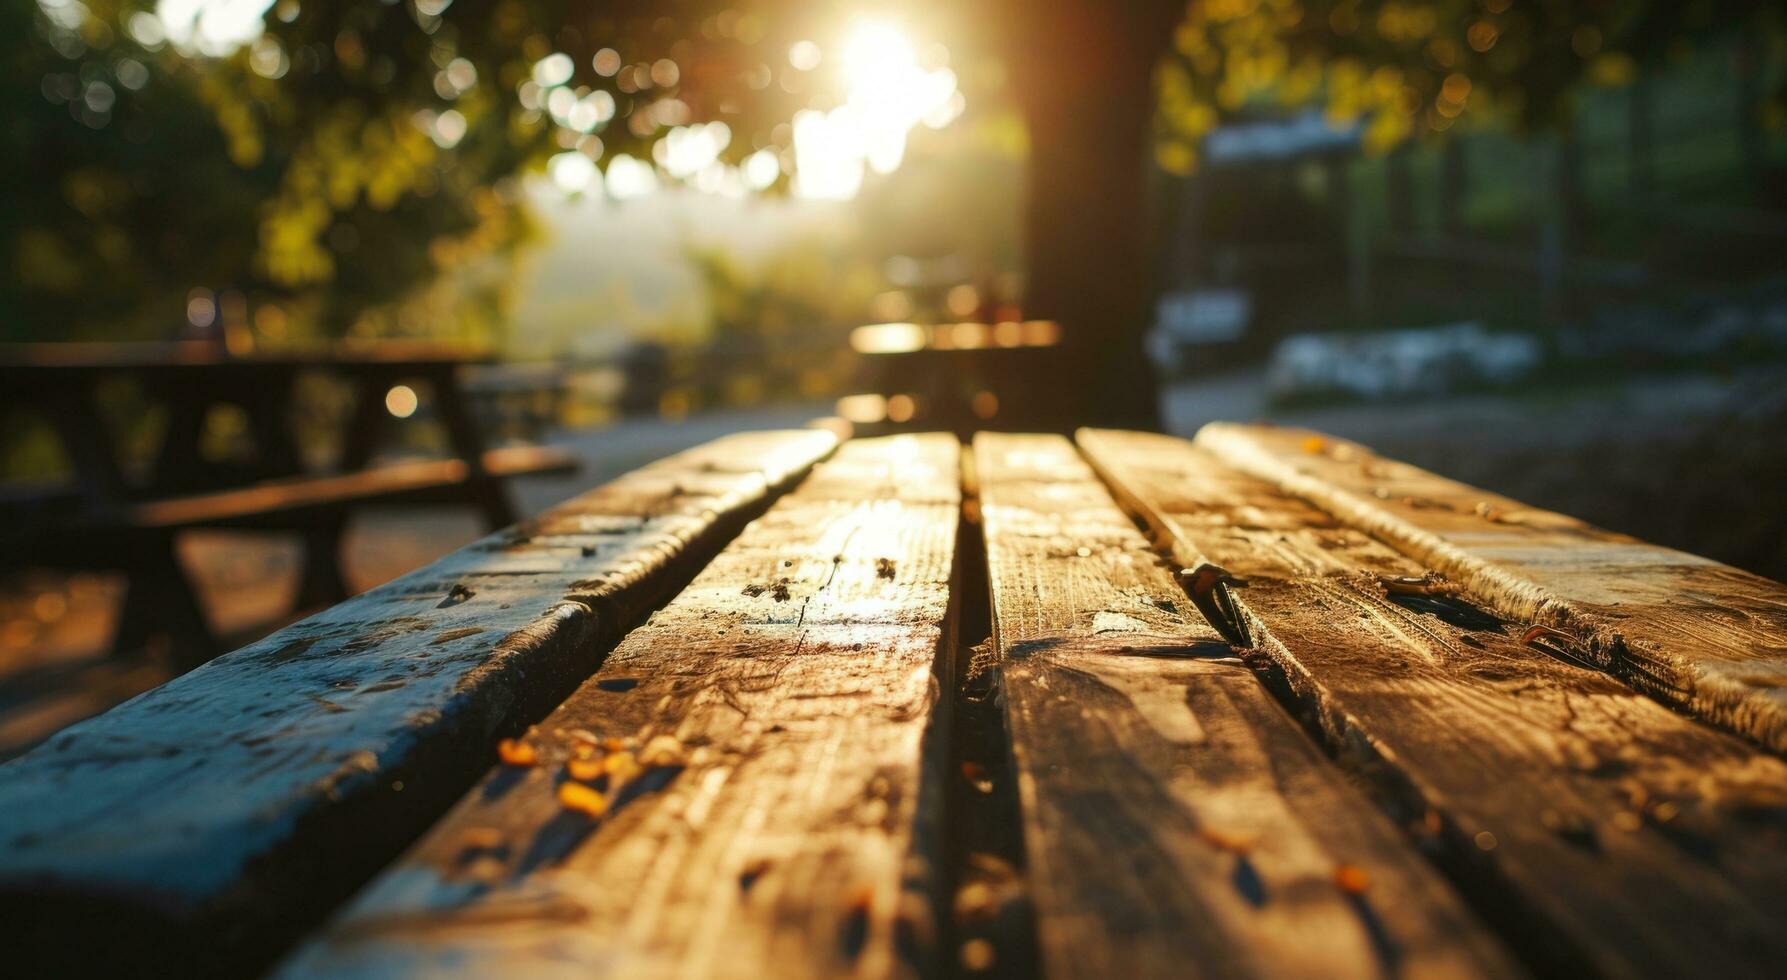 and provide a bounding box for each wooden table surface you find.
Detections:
[1,424,1784,978]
